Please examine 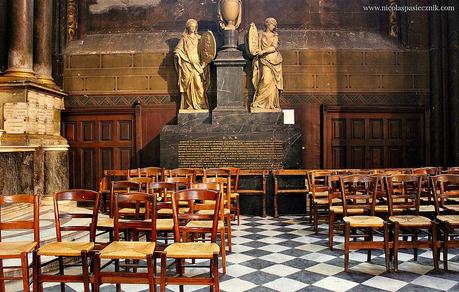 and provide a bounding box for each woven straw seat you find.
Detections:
[97,217,114,228]
[0,241,37,256]
[197,208,231,215]
[100,241,156,260]
[157,218,174,231]
[437,215,459,225]
[445,205,459,212]
[417,205,439,212]
[374,205,404,213]
[230,192,239,198]
[314,198,341,205]
[158,207,189,215]
[119,207,146,214]
[164,242,220,259]
[329,206,364,215]
[314,191,328,198]
[38,242,94,257]
[389,215,432,227]
[343,216,384,228]
[185,220,225,229]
